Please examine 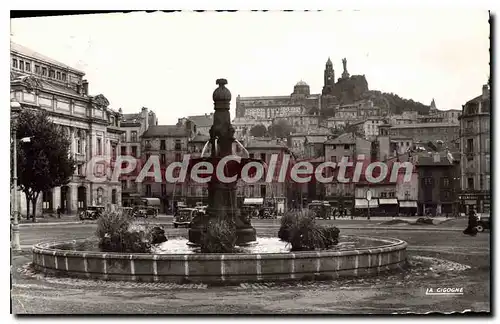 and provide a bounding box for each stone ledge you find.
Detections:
[32,236,408,284]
